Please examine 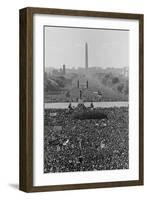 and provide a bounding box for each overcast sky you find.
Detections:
[45,26,129,69]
